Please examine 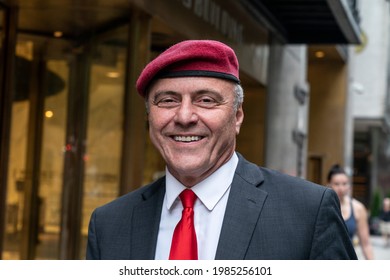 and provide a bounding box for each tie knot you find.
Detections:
[179,189,197,208]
